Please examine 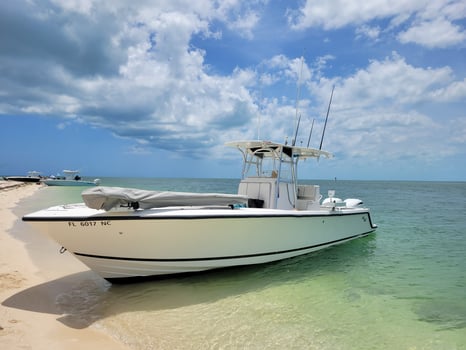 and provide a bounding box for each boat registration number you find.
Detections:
[68,221,111,227]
